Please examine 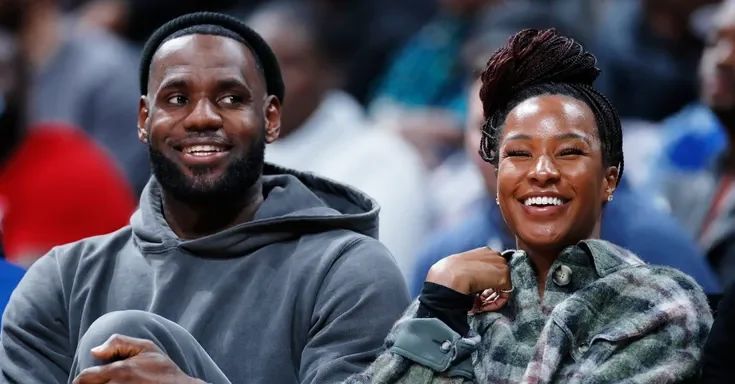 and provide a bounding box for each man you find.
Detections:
[0,0,148,194]
[248,1,429,277]
[0,12,408,384]
[410,76,721,297]
[644,0,735,287]
[0,28,135,267]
